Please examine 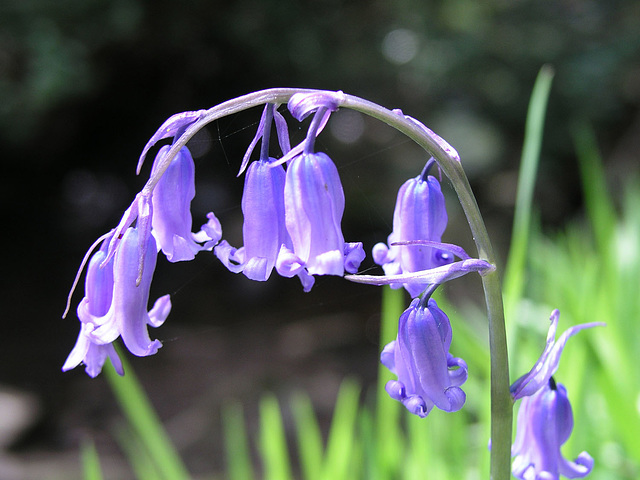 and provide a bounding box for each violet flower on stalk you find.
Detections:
[63,227,172,376]
[215,104,314,290]
[373,159,454,297]
[506,309,604,479]
[275,92,365,281]
[151,145,222,262]
[62,233,123,377]
[381,290,468,417]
